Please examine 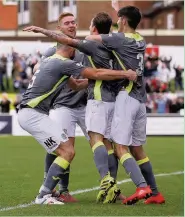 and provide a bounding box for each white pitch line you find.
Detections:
[0,171,183,212]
